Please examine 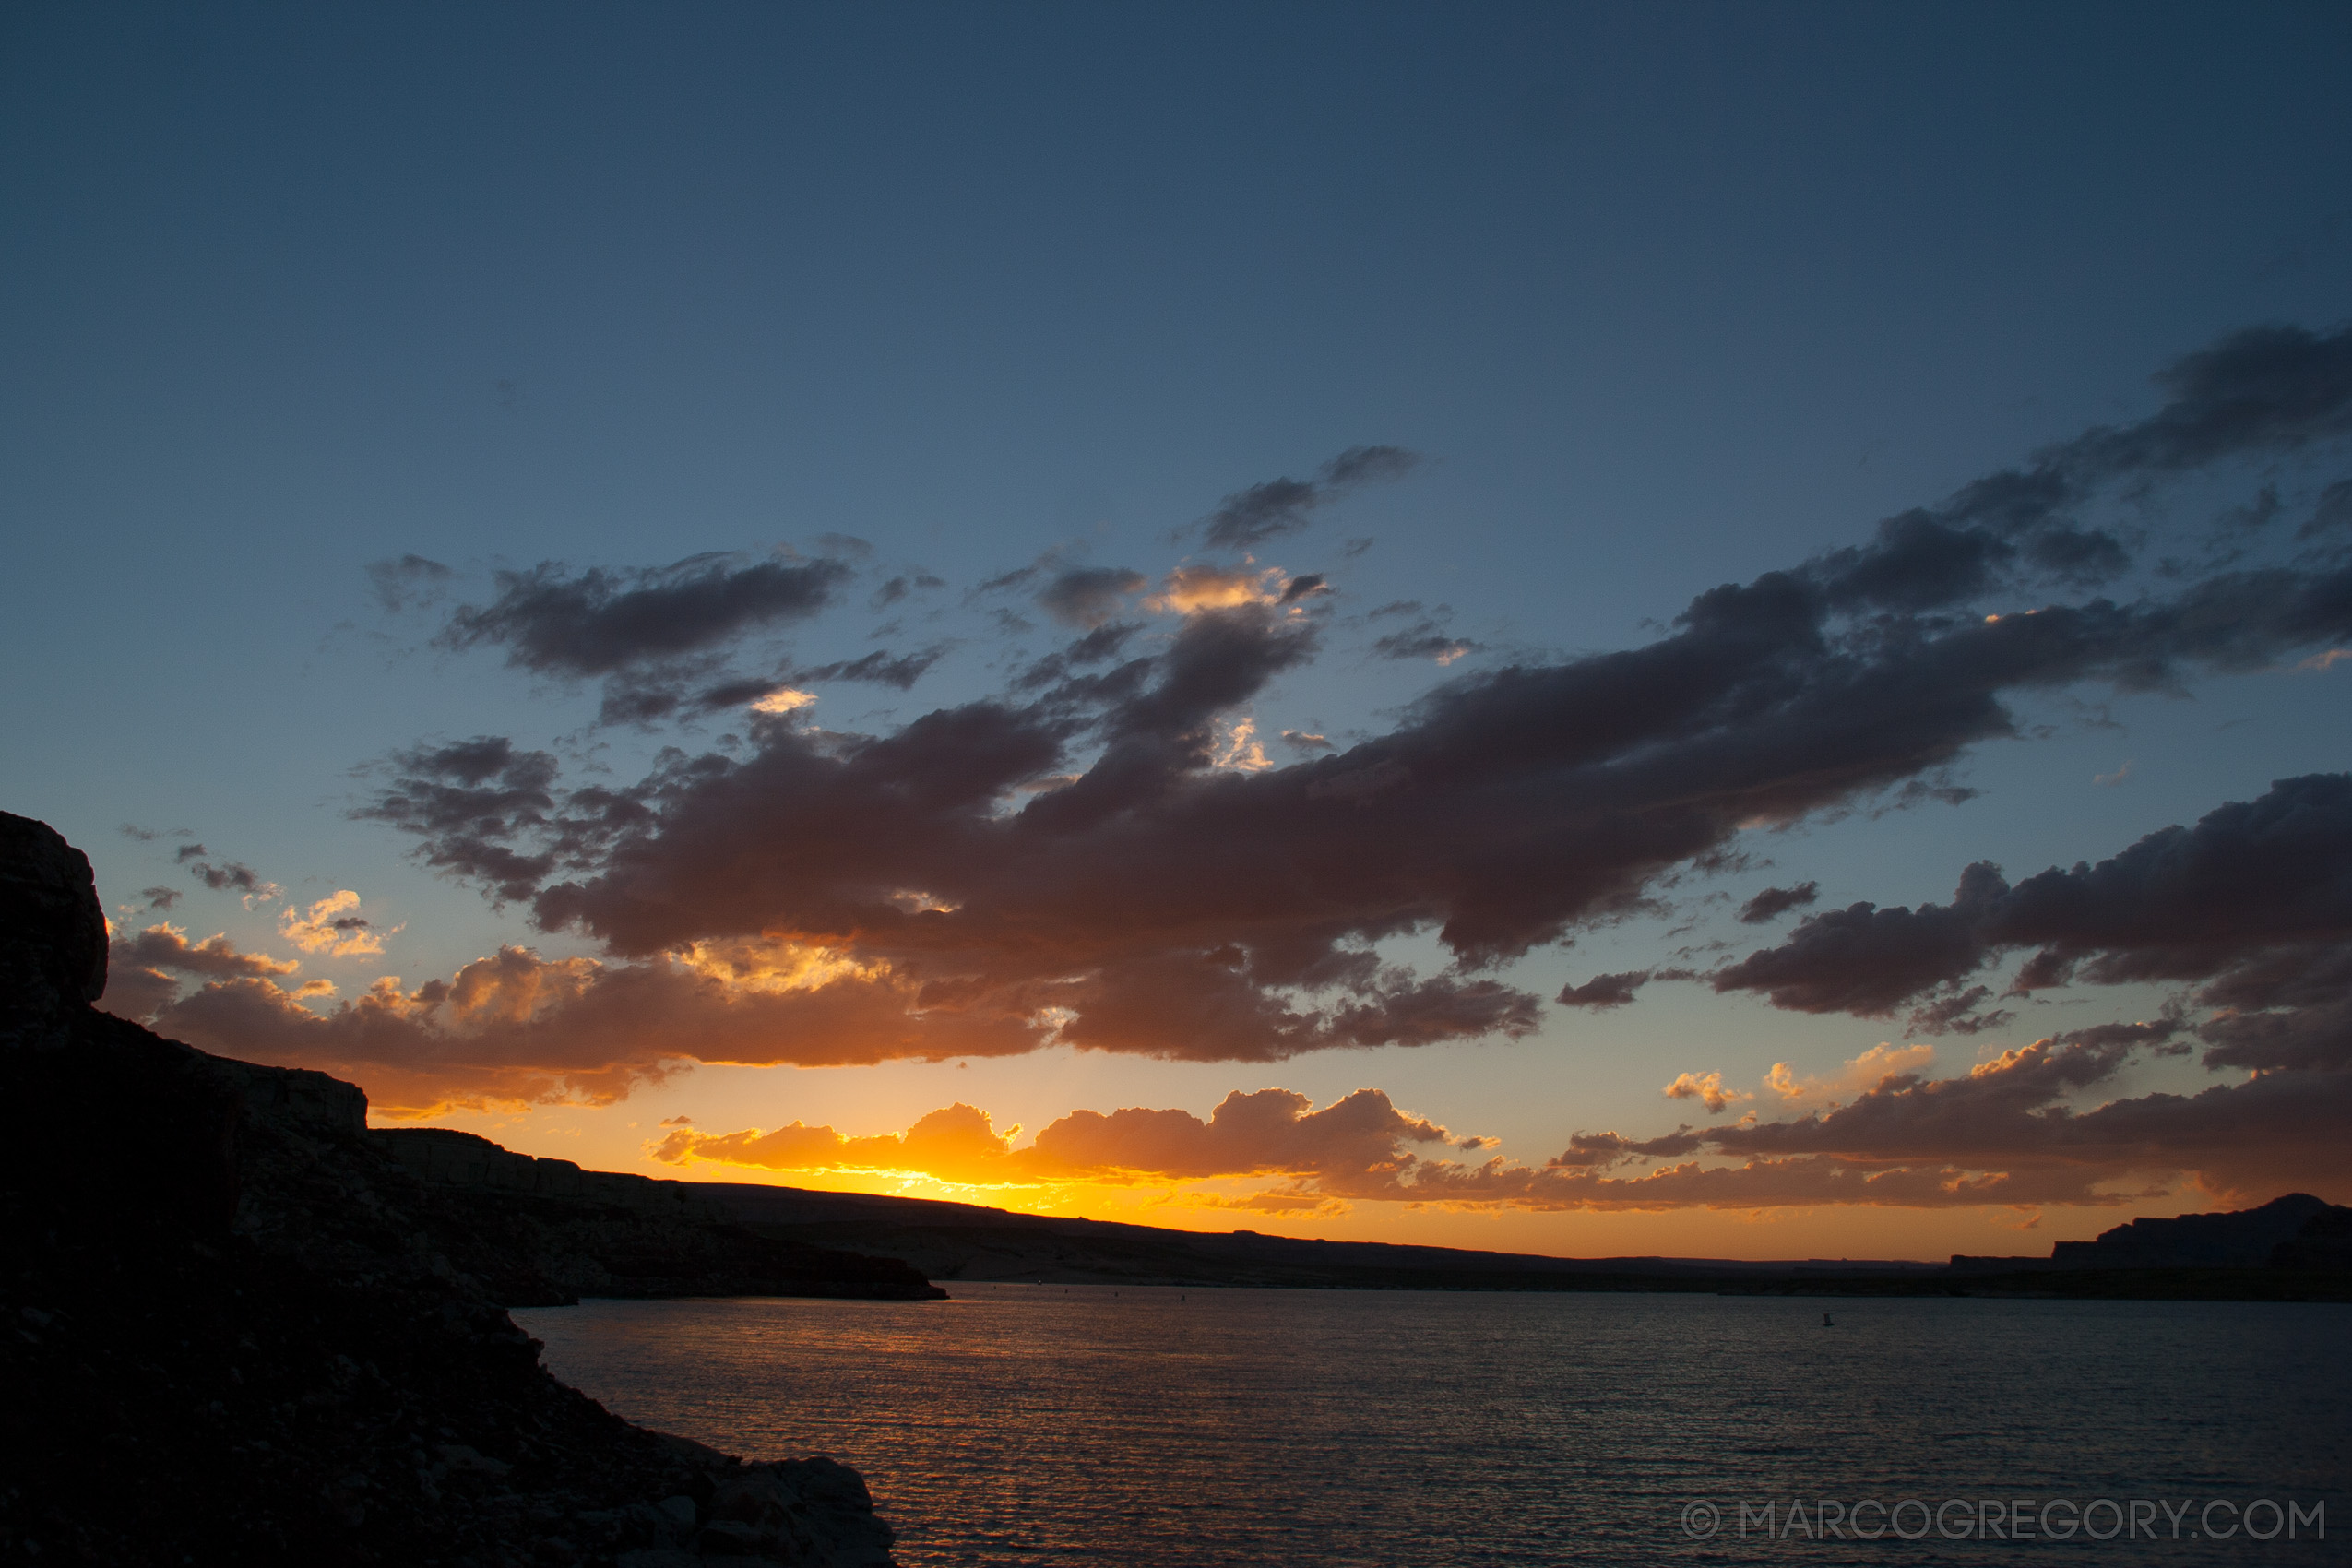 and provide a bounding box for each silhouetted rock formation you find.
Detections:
[1951,1193,2352,1283]
[0,811,909,1567]
[370,1127,944,1307]
[2050,1192,2341,1269]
